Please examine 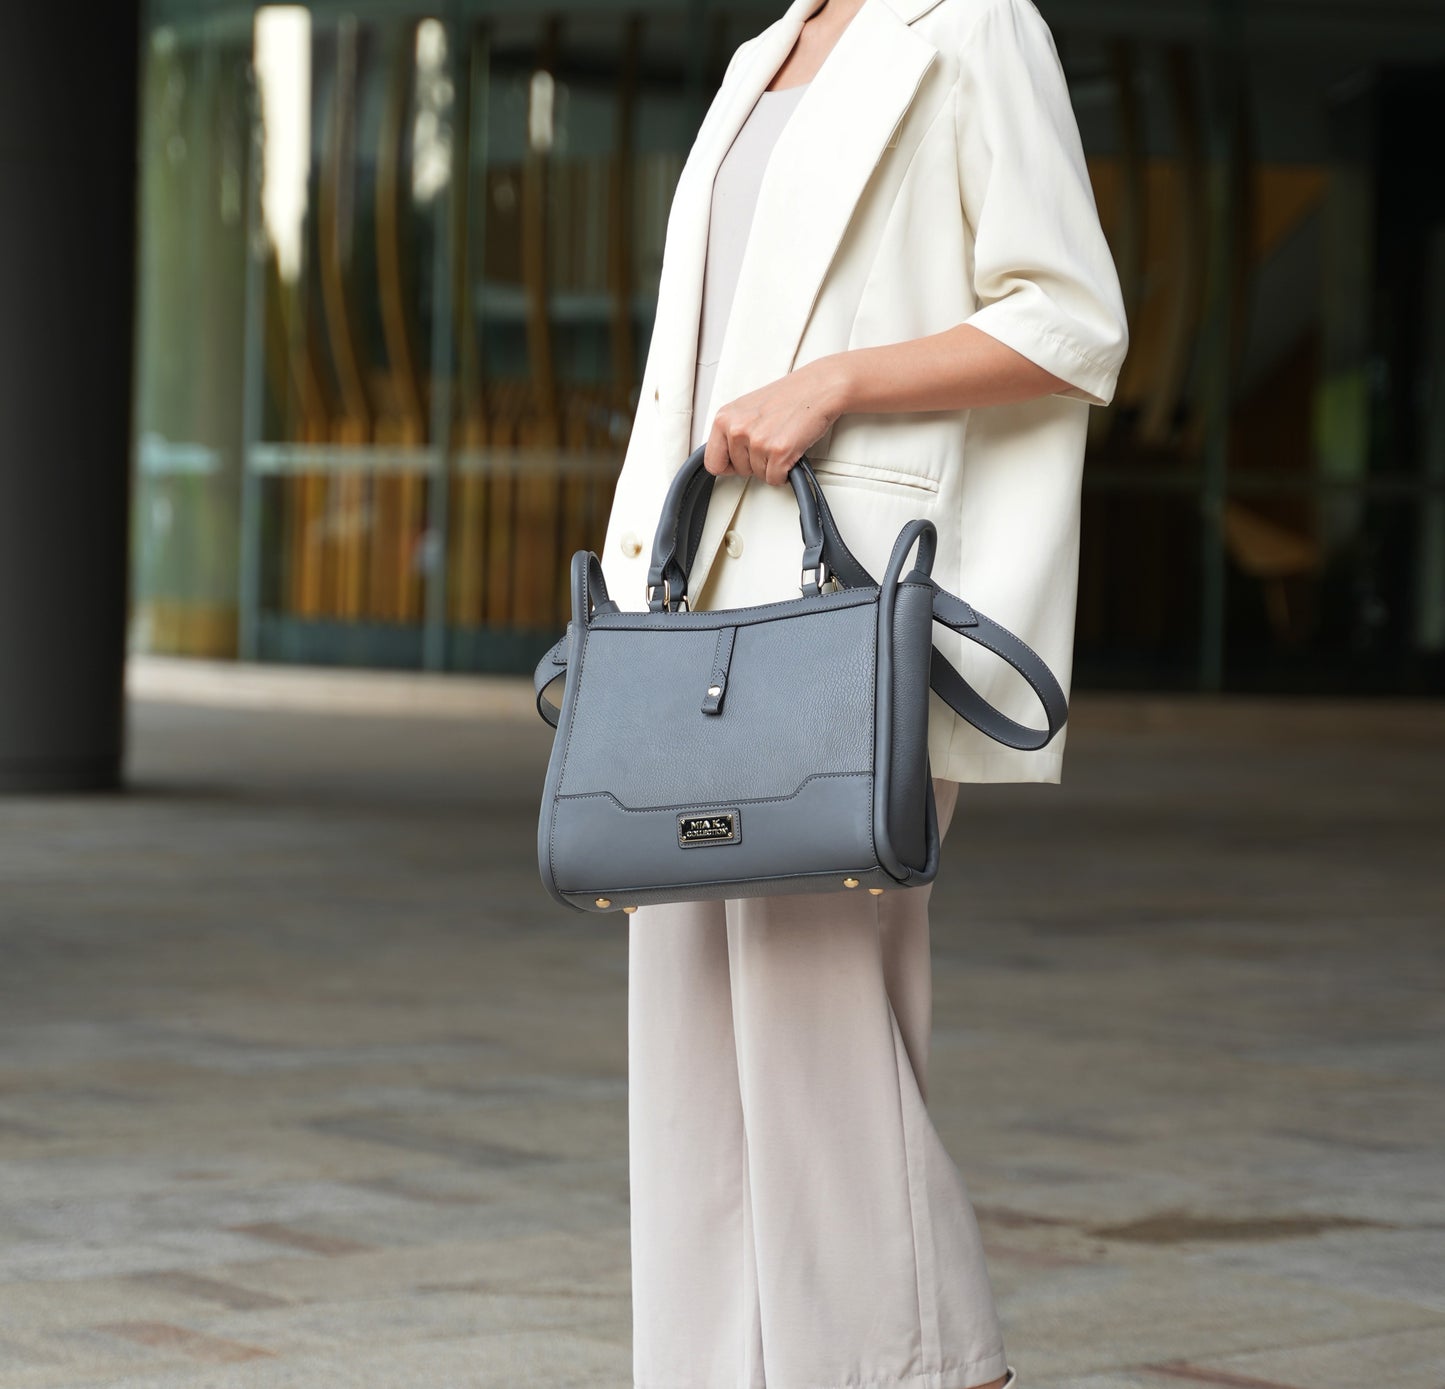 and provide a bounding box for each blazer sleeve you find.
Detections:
[953,0,1129,406]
